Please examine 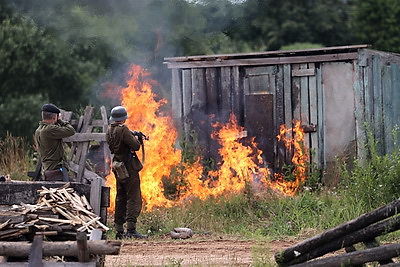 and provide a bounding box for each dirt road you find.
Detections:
[105,235,295,266]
